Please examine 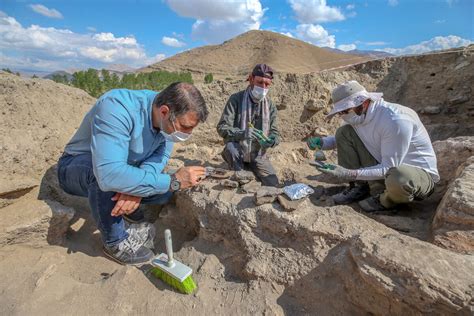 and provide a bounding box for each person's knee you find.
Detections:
[335,124,355,142]
[384,167,415,204]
